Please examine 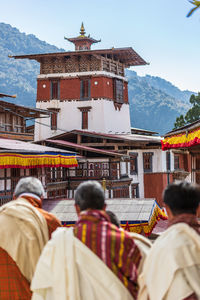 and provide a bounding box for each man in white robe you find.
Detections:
[31,181,141,300]
[31,227,134,300]
[138,181,200,300]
